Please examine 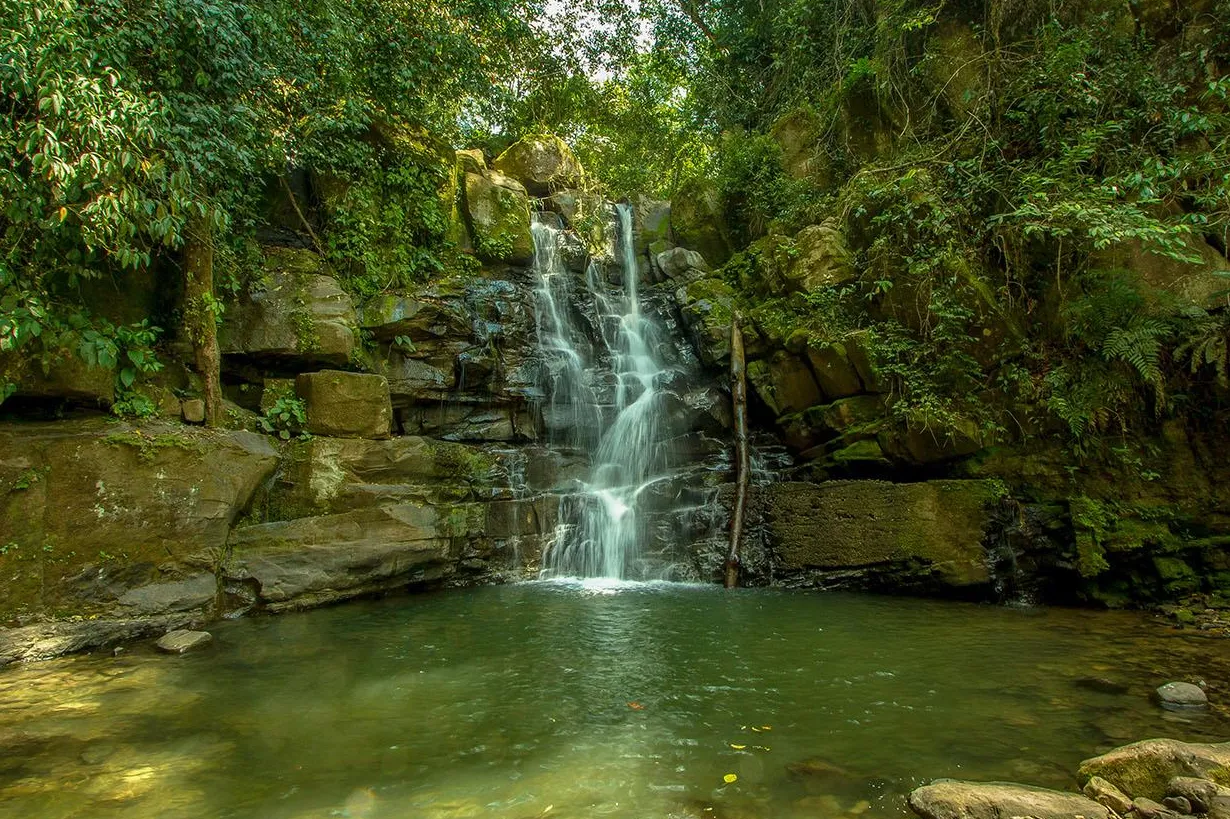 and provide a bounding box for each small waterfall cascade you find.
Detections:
[534,204,676,579]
